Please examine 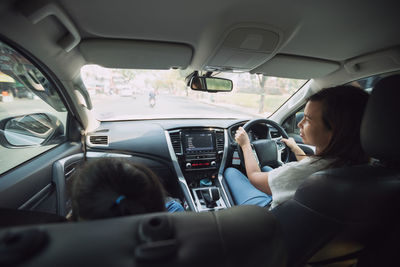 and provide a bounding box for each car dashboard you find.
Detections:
[81,118,280,213]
